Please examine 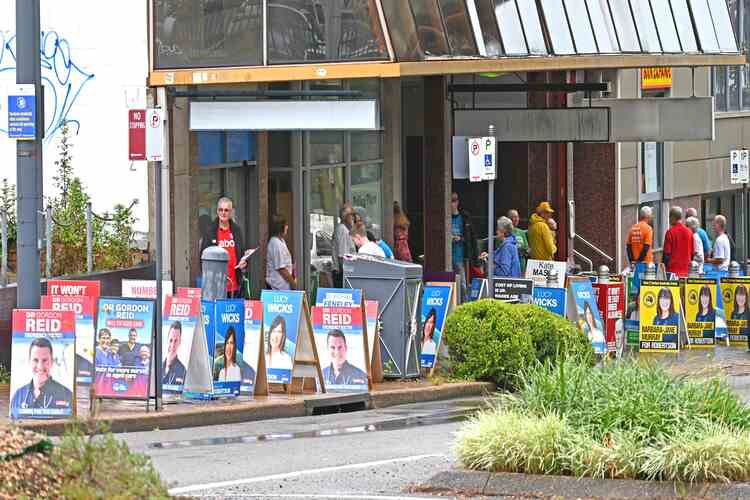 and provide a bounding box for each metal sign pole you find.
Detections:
[154,159,163,411]
[487,125,495,281]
